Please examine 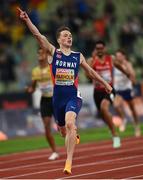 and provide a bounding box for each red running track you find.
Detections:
[0,136,143,179]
